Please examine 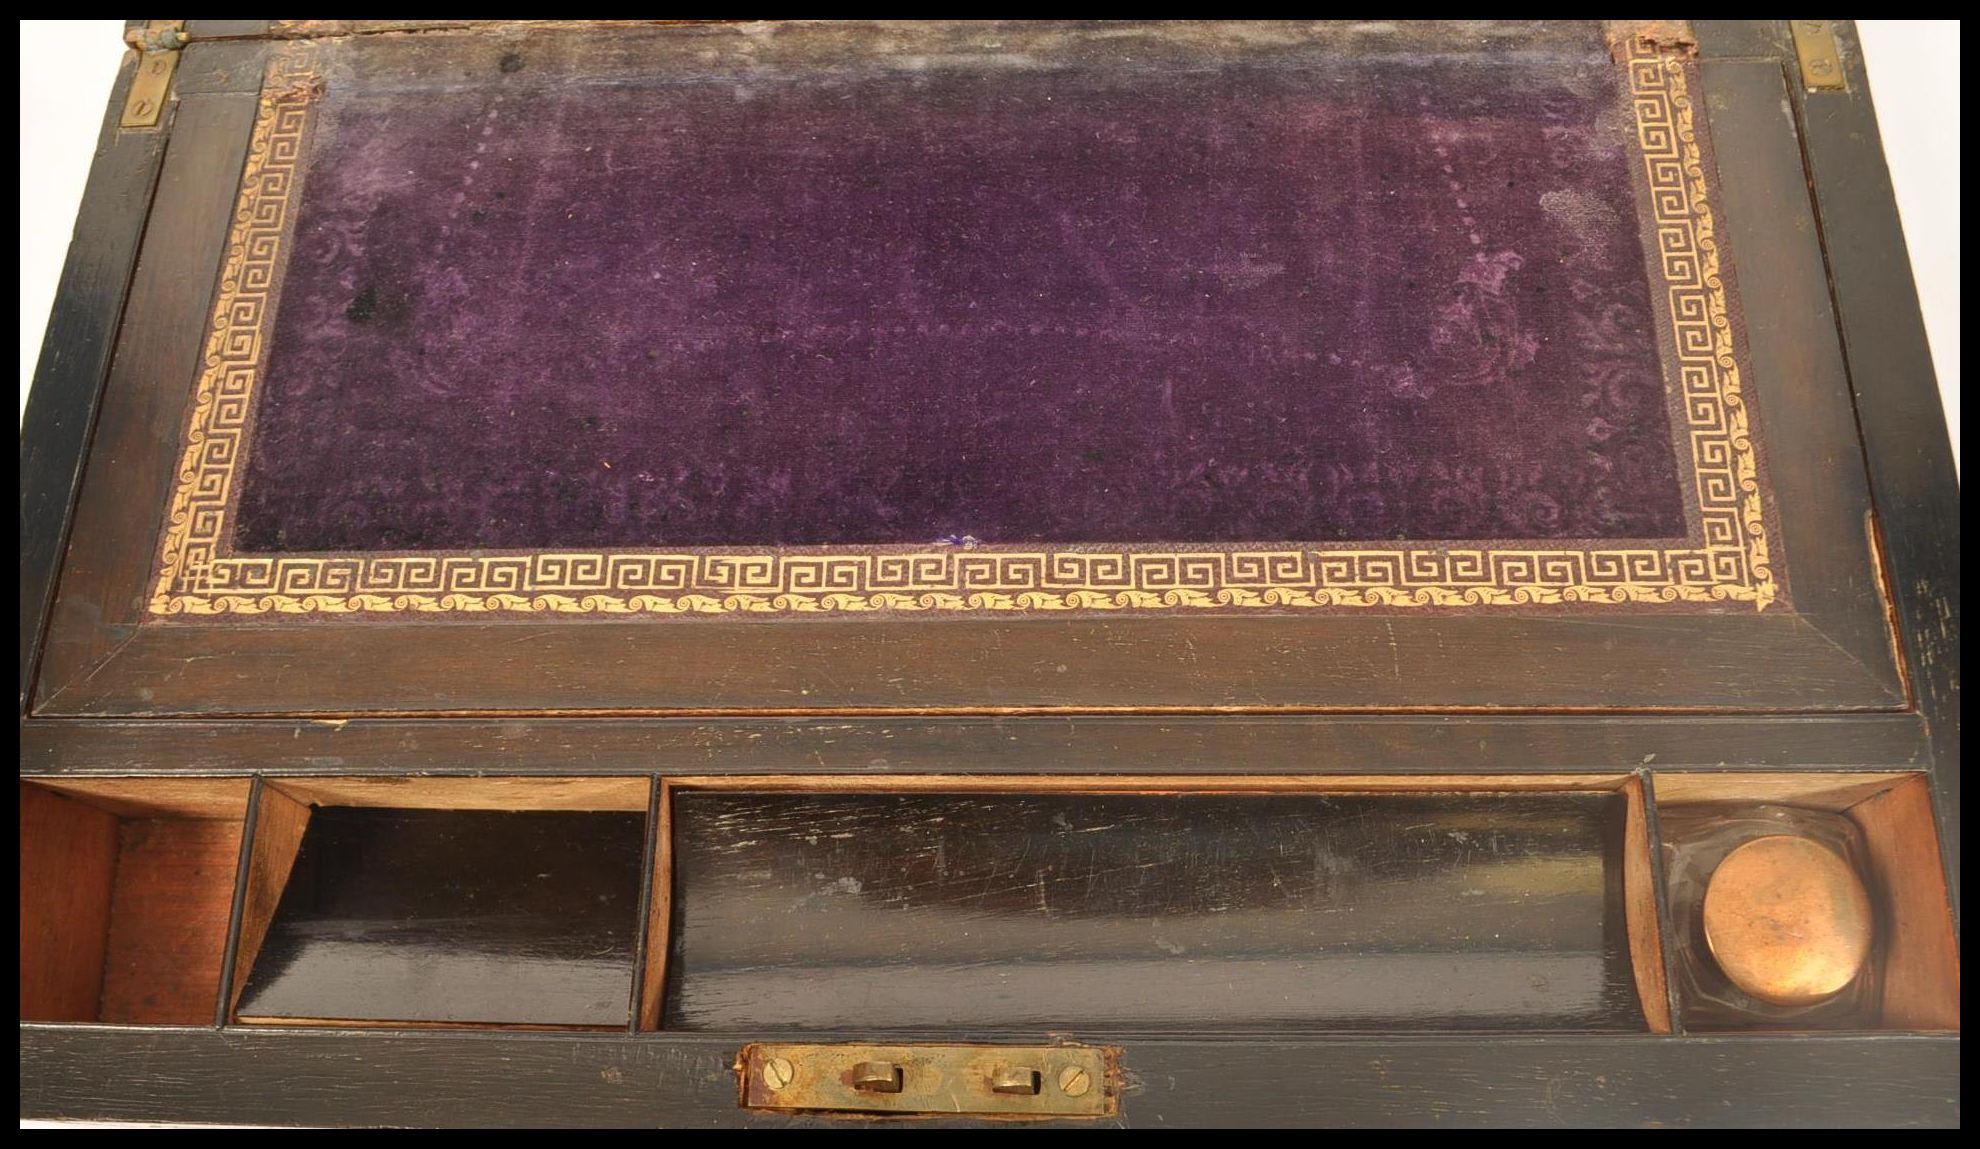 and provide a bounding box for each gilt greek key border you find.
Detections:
[148,39,1776,617]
